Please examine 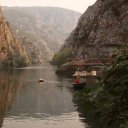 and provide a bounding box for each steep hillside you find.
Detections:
[2,7,81,63]
[0,7,29,68]
[63,0,128,59]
